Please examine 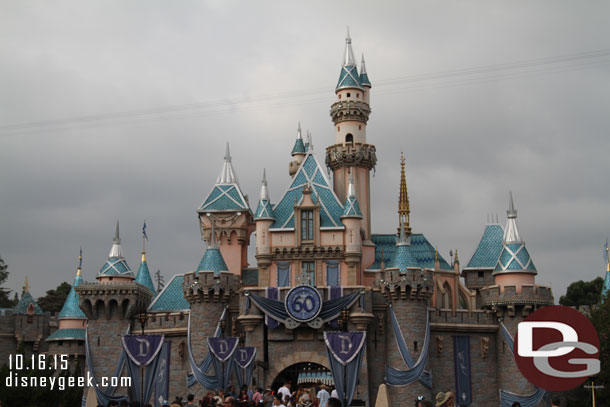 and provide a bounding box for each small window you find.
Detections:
[356,93,360,98]
[58,341,63,346]
[414,341,418,352]
[347,92,351,97]
[302,261,315,285]
[338,126,340,132]
[478,271,484,279]
[358,125,361,130]
[346,134,354,144]
[339,94,341,99]
[301,210,314,241]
